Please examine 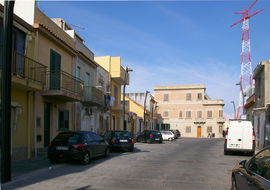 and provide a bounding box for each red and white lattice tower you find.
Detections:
[230,0,264,119]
